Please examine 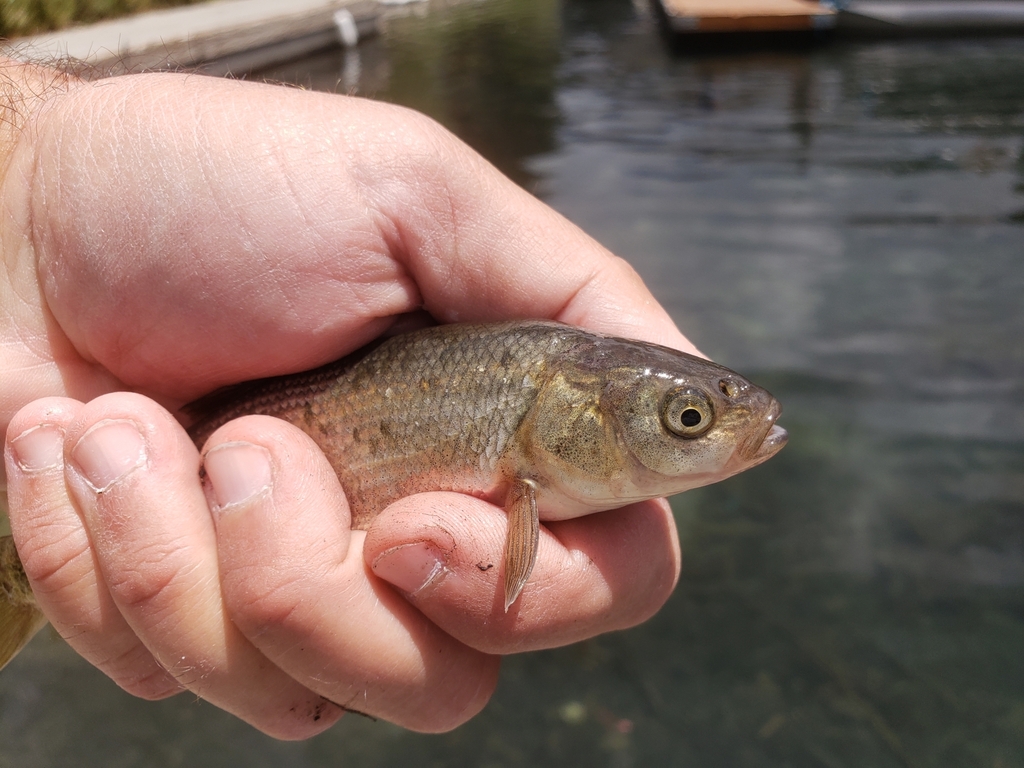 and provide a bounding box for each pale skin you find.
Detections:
[0,59,696,738]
